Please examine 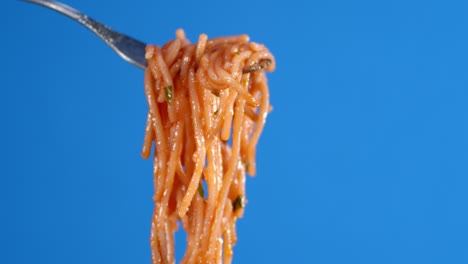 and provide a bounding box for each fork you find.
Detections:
[22,0,147,69]
[21,0,271,73]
